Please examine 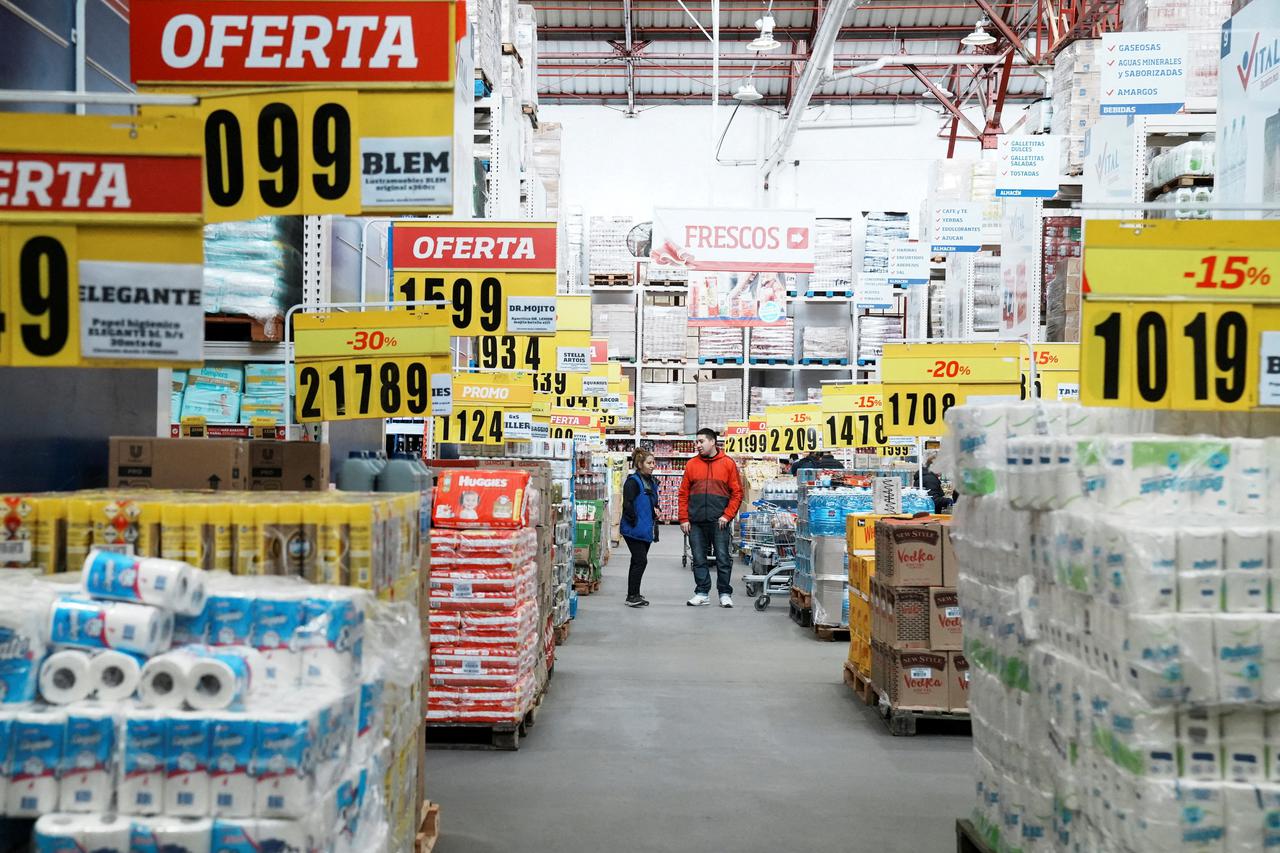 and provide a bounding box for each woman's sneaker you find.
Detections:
[625,595,649,607]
